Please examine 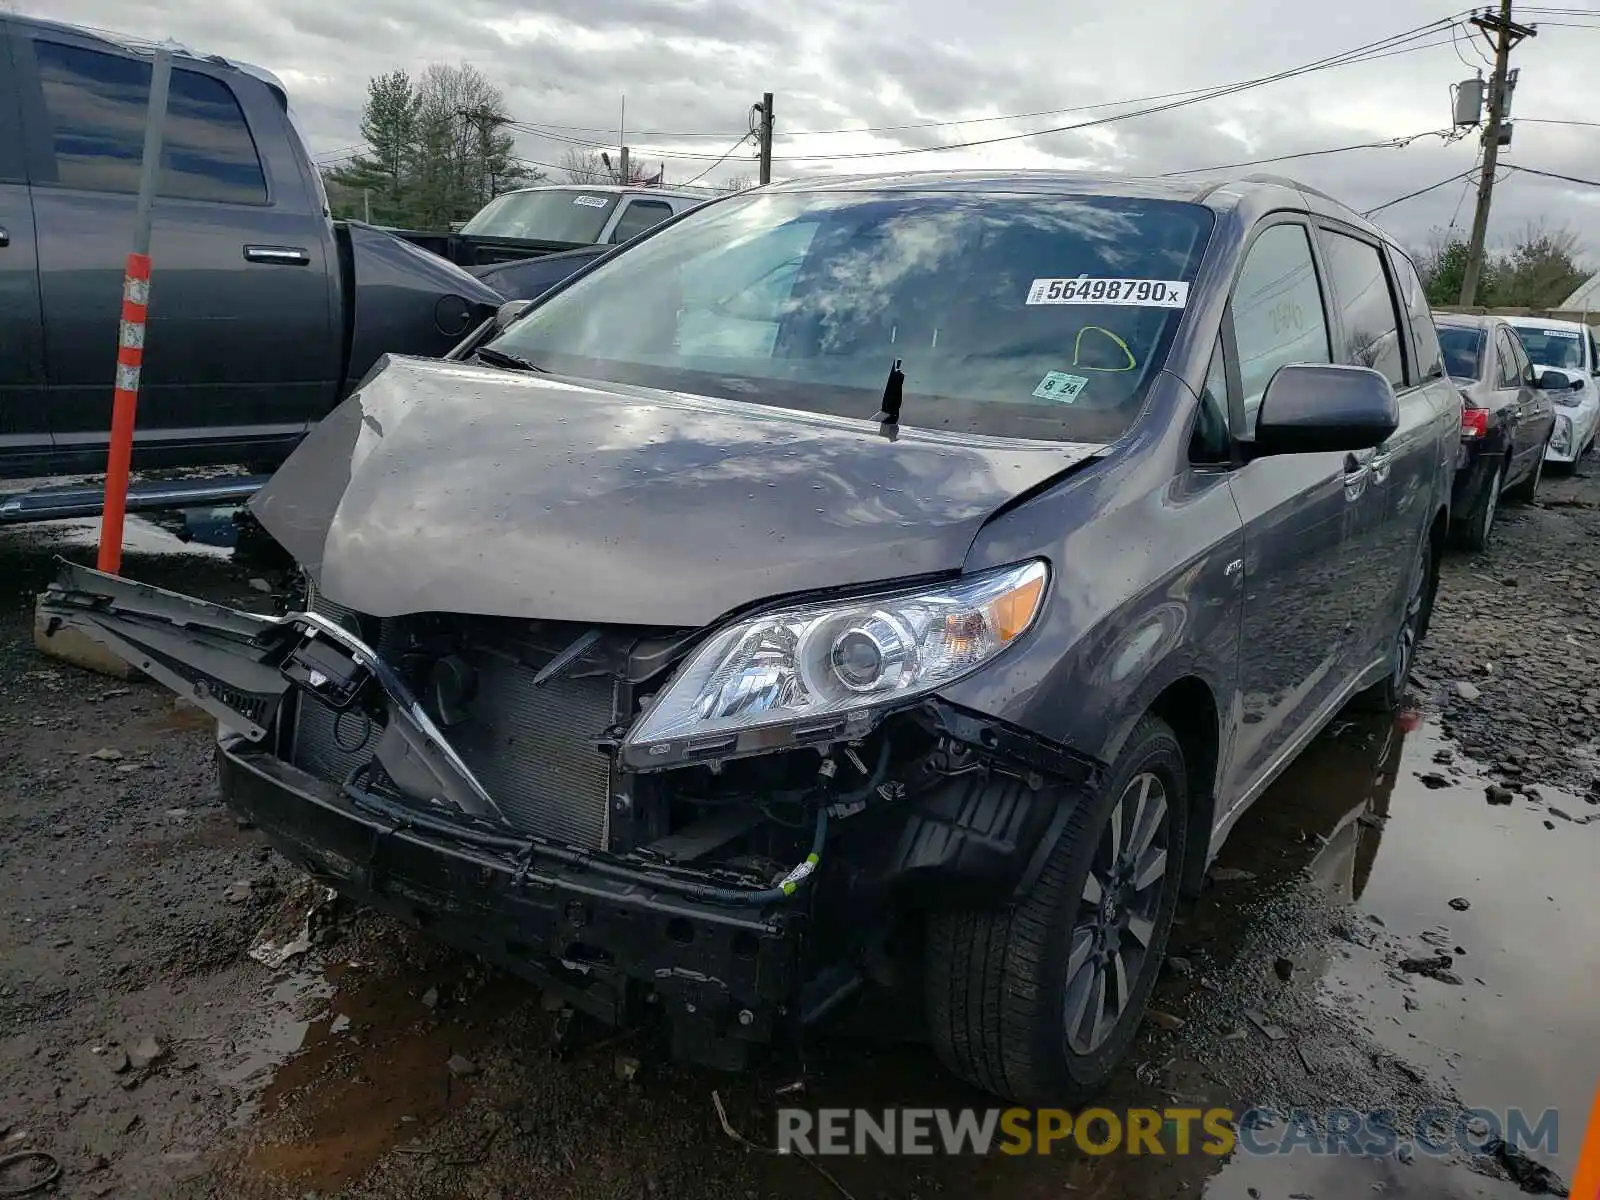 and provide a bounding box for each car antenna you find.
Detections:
[874,358,905,425]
